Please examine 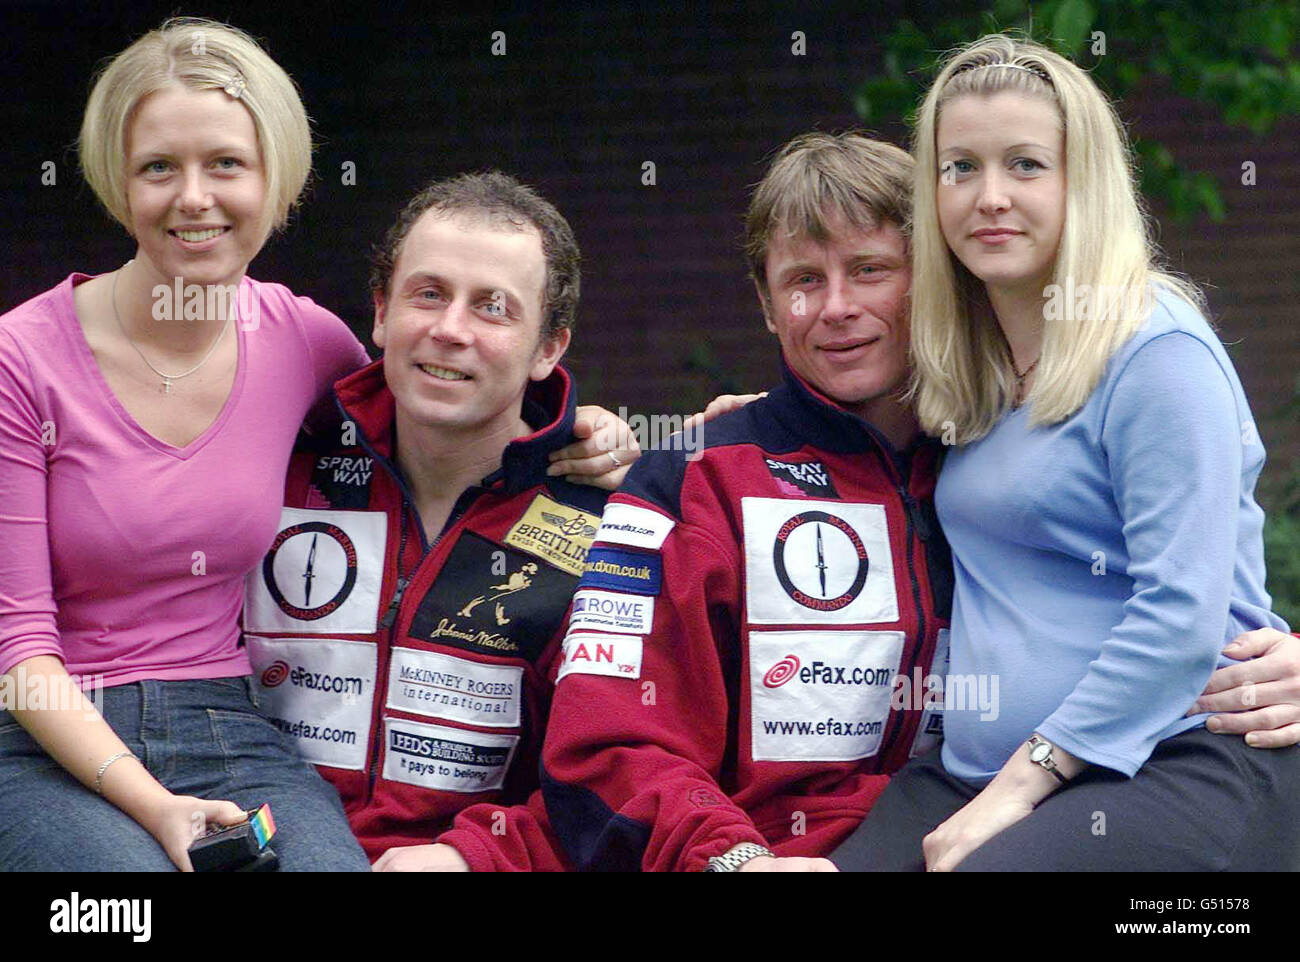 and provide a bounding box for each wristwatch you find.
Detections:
[705,842,774,872]
[1026,734,1068,784]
